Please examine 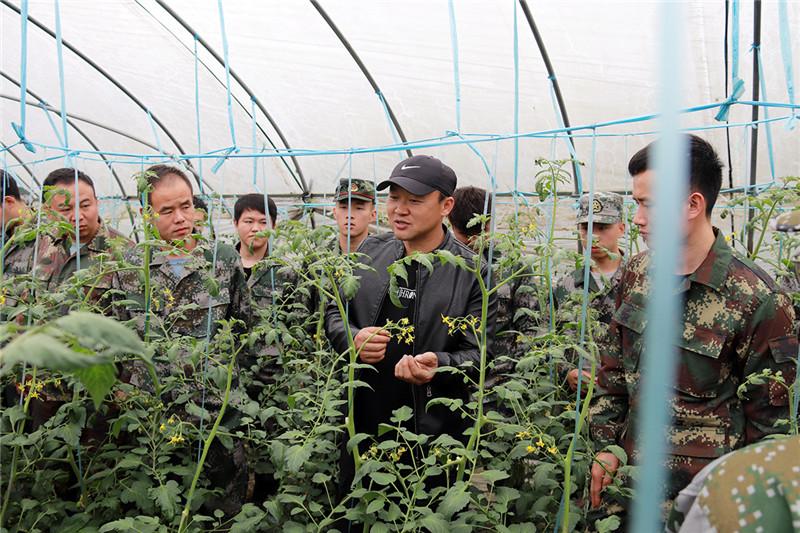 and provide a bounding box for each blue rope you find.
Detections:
[631,2,687,529]
[146,109,164,155]
[54,0,71,166]
[716,0,744,121]
[778,0,797,128]
[11,0,34,153]
[447,0,462,132]
[754,46,776,180]
[38,101,65,148]
[194,36,205,194]
[512,0,520,218]
[217,0,238,147]
[547,78,582,193]
[554,129,598,533]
